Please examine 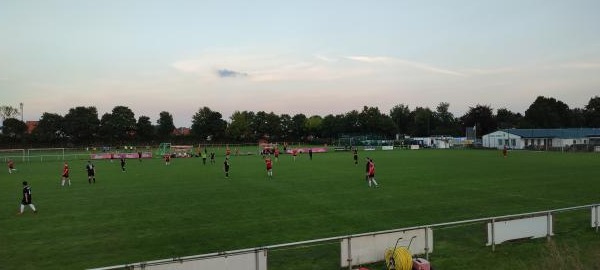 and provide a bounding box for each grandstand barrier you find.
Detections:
[340,228,433,267]
[90,203,600,270]
[486,215,553,248]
